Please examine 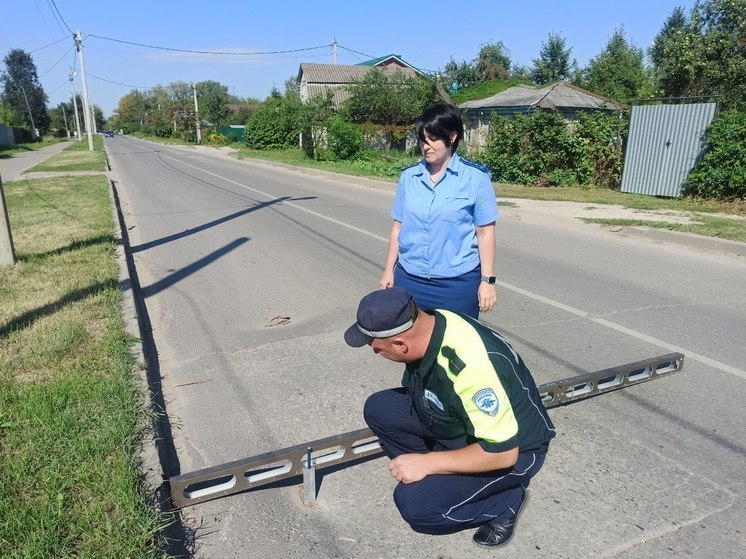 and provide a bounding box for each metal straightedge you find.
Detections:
[169,353,683,508]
